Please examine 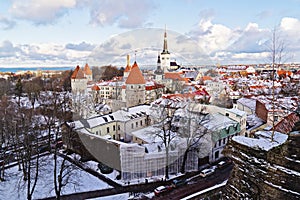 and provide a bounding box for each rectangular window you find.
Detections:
[107,127,110,133]
[131,124,134,129]
[136,122,138,127]
[118,125,120,130]
[113,125,116,131]
[219,140,221,146]
[140,120,142,126]
[223,138,226,144]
